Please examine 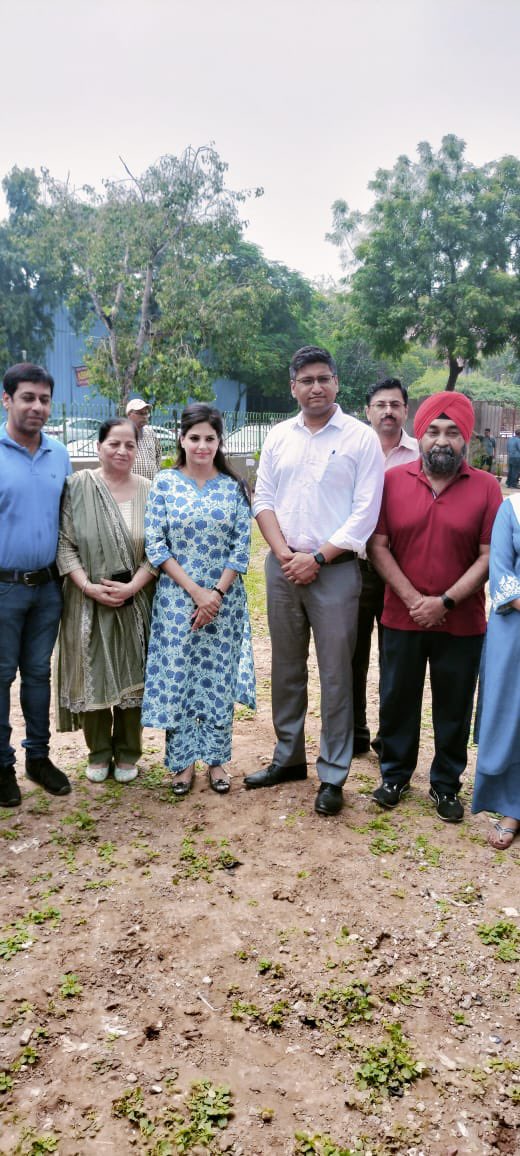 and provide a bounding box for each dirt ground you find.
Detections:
[1,547,519,1155]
